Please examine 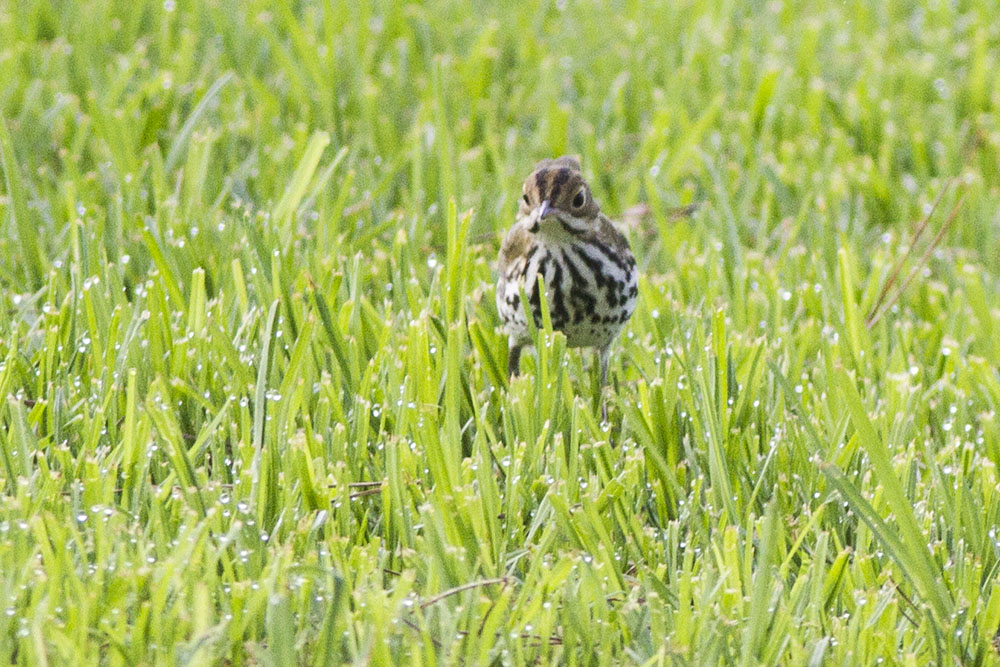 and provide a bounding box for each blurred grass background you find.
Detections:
[1,0,1000,663]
